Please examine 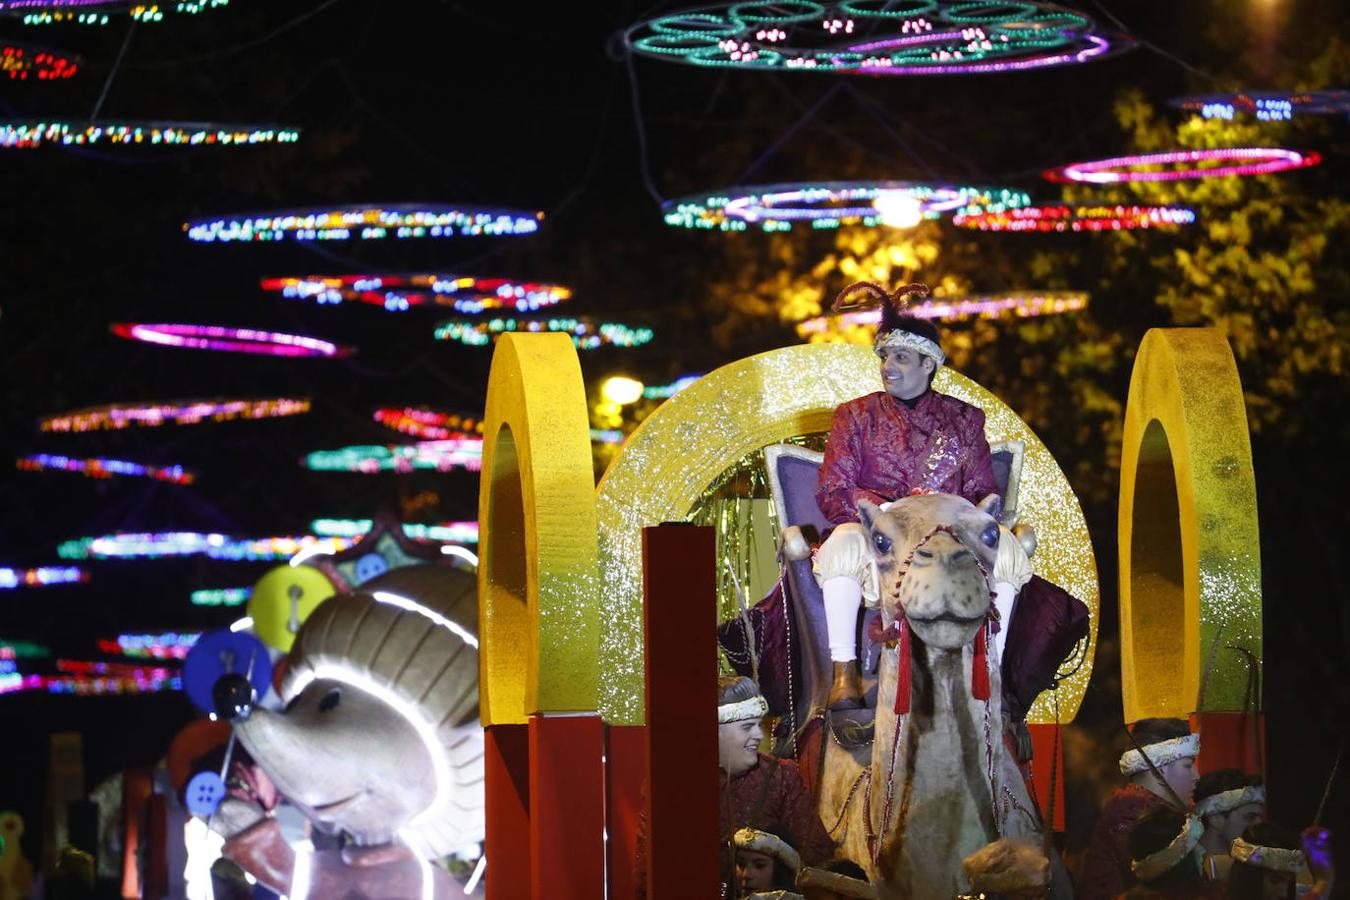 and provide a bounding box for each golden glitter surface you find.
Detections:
[595,343,1099,726]
[477,333,599,724]
[1119,328,1262,721]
